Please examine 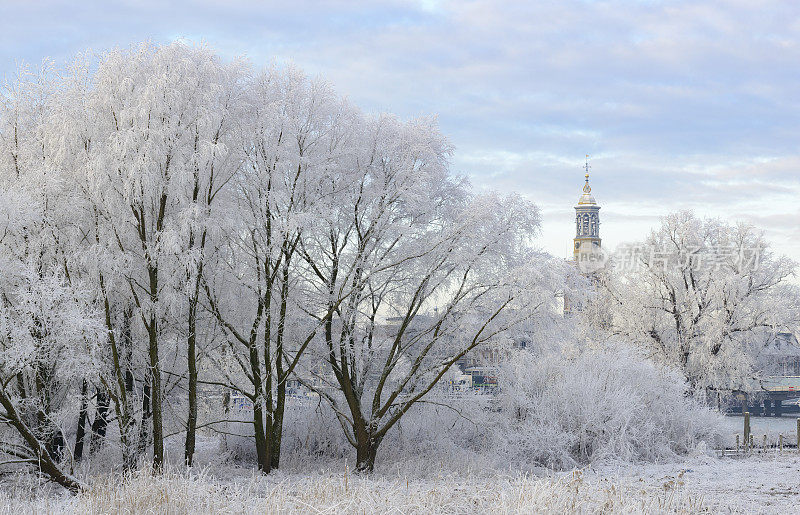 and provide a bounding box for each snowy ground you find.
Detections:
[593,454,800,513]
[1,454,799,513]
